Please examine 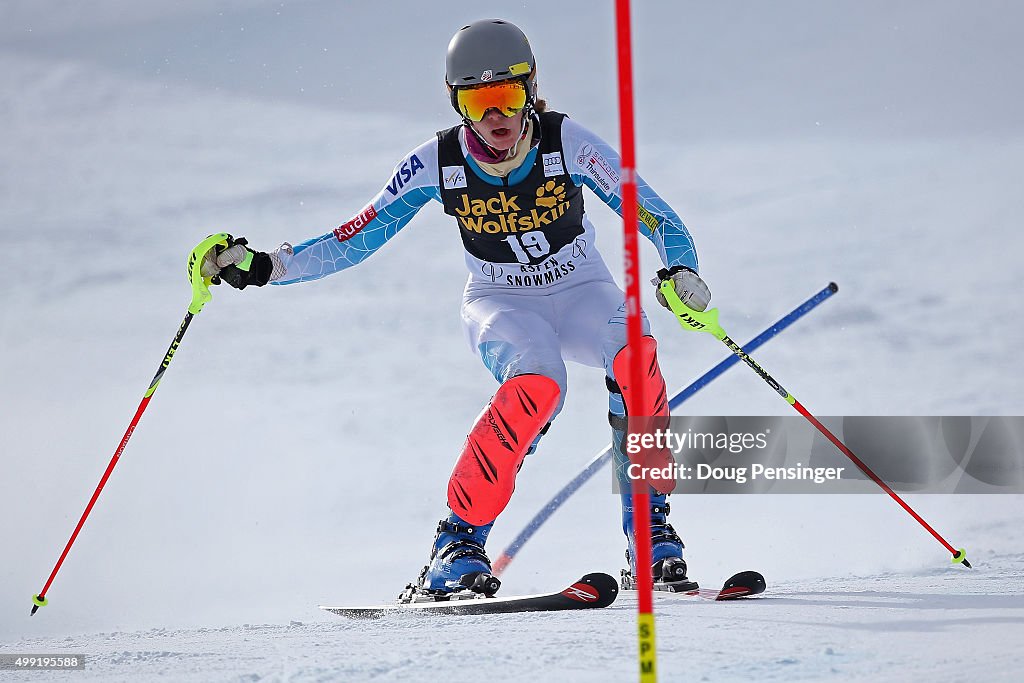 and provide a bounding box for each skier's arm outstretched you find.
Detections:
[203,138,441,288]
